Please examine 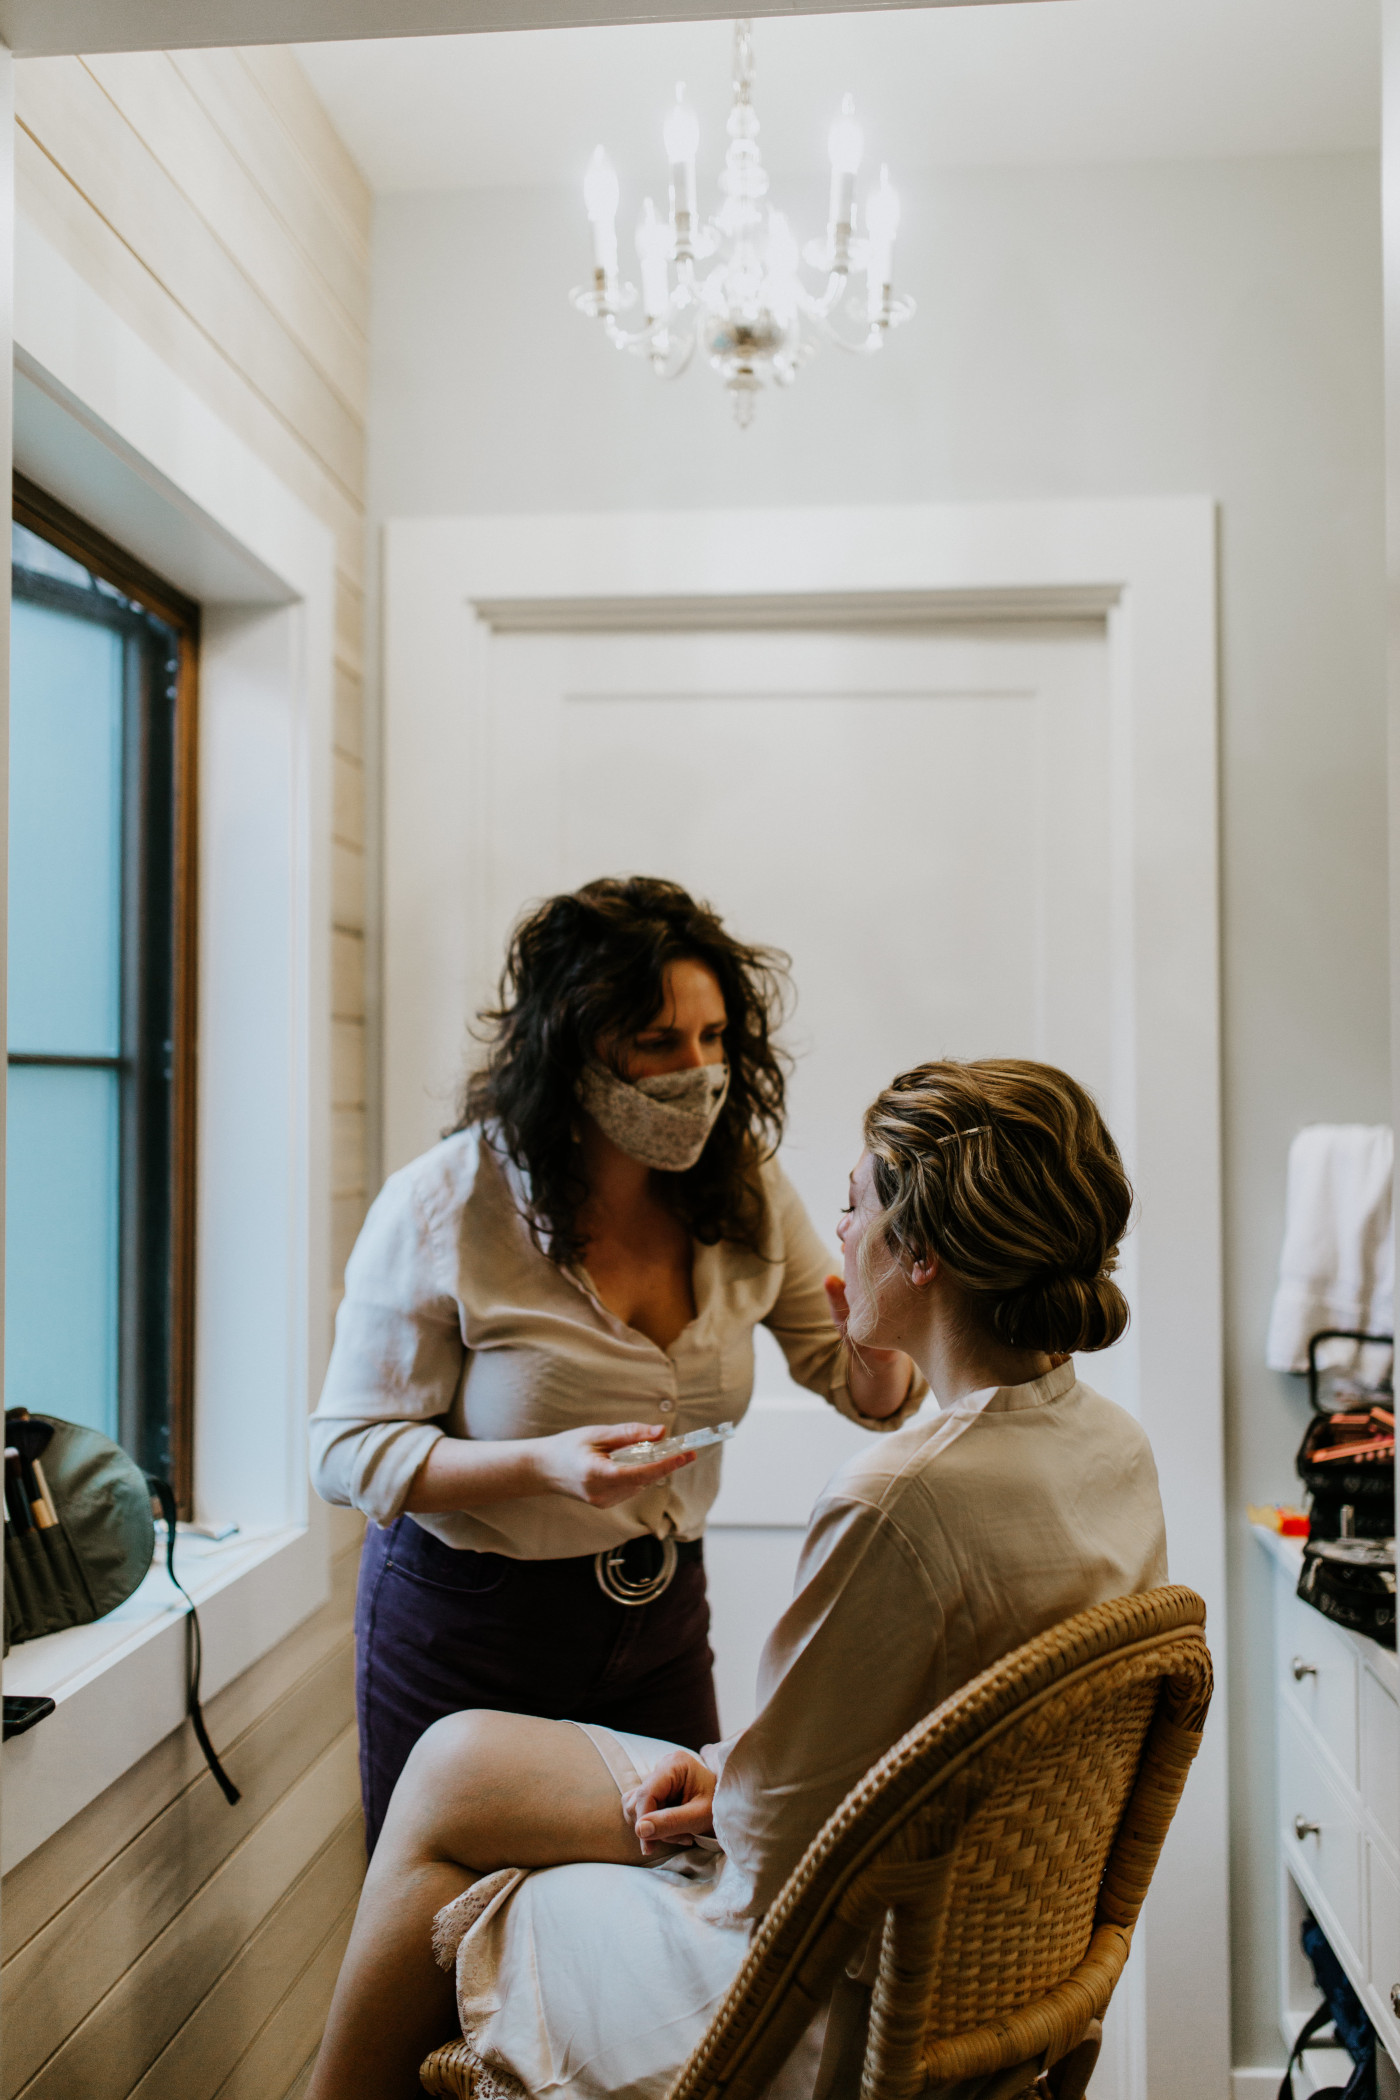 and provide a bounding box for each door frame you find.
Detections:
[382,497,1225,2097]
